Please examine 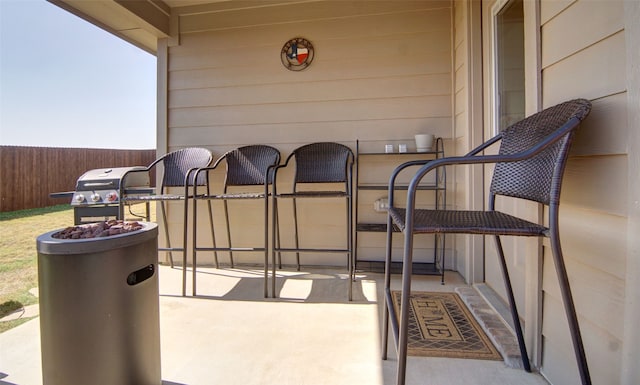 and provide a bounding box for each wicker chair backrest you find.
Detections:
[224,145,281,186]
[292,142,353,184]
[490,99,591,205]
[160,148,213,188]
